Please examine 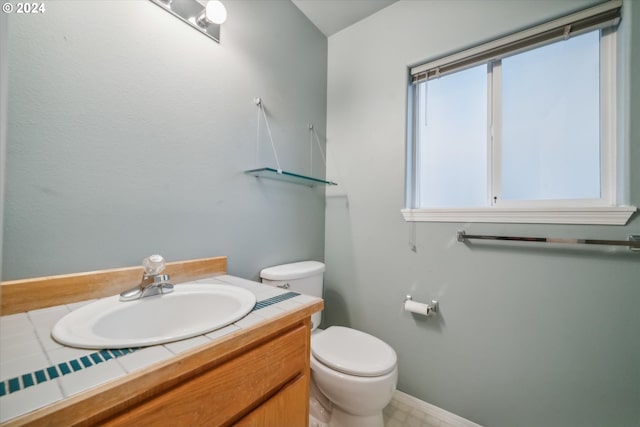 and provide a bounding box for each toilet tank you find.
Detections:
[260,261,325,330]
